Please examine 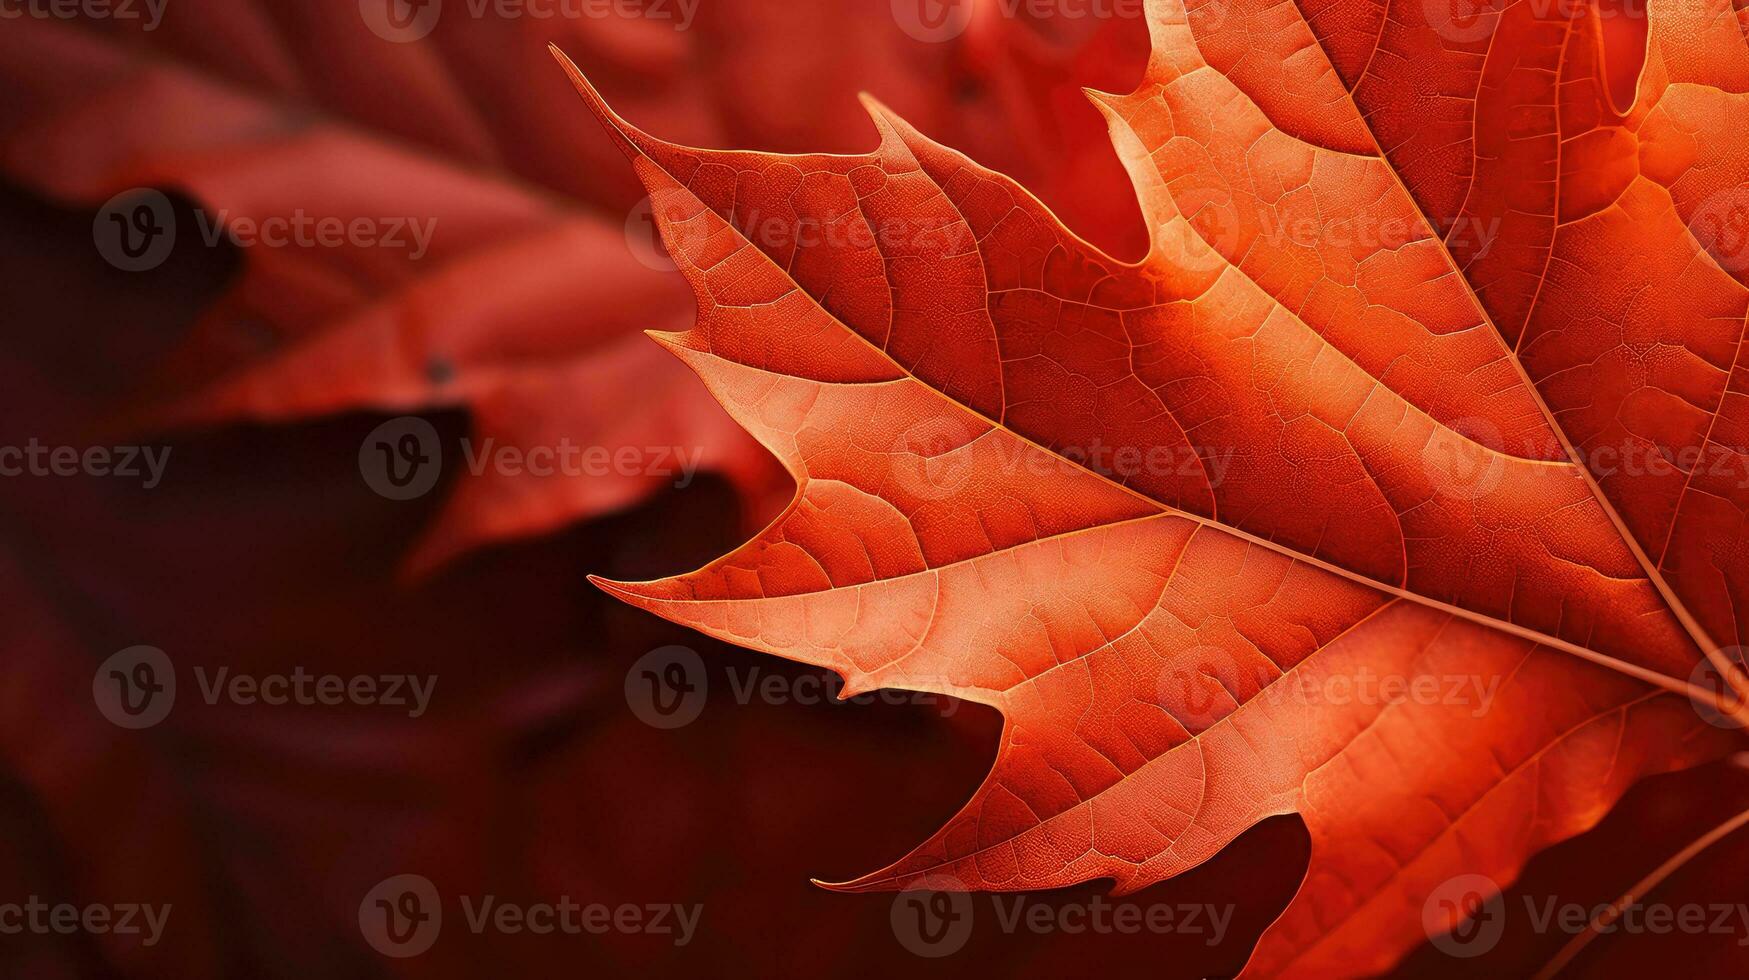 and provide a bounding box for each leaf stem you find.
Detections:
[1530,794,1749,979]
